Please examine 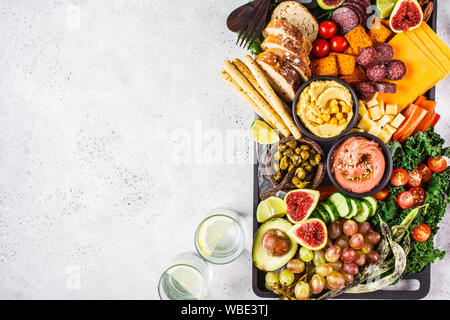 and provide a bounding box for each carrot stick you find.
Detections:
[414,95,427,106]
[430,113,440,127]
[398,107,428,142]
